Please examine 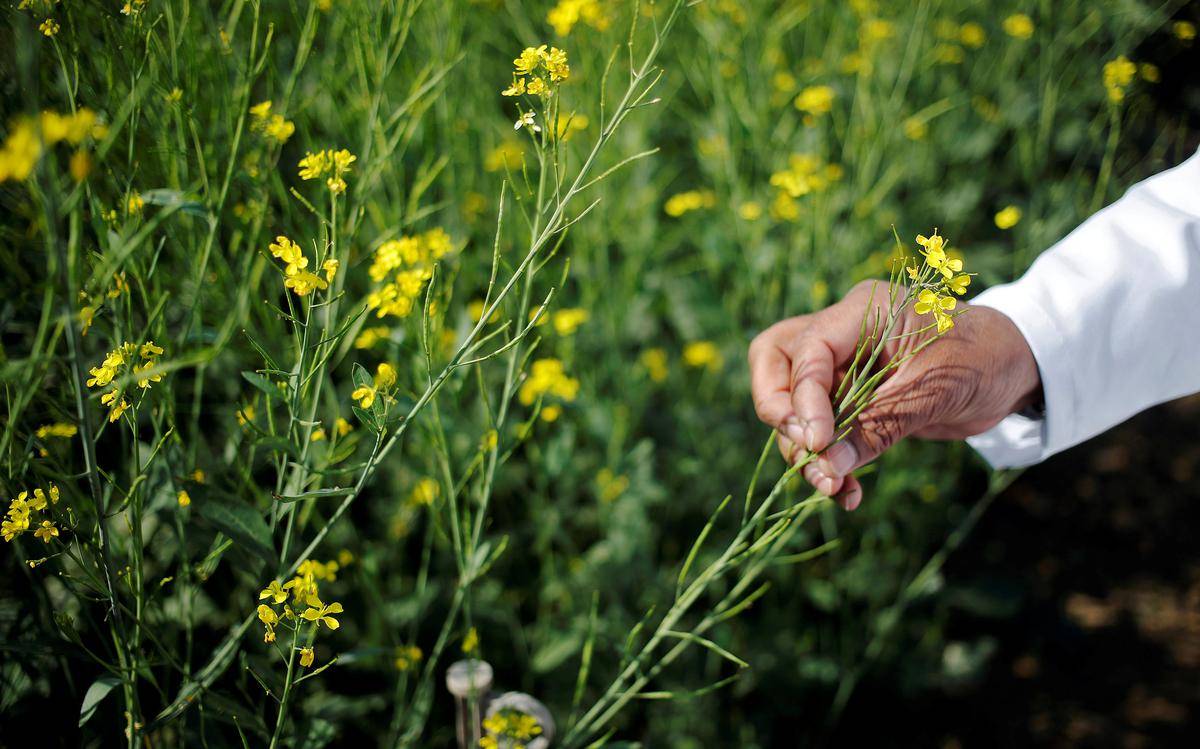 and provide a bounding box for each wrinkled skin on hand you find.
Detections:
[748,280,1041,510]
